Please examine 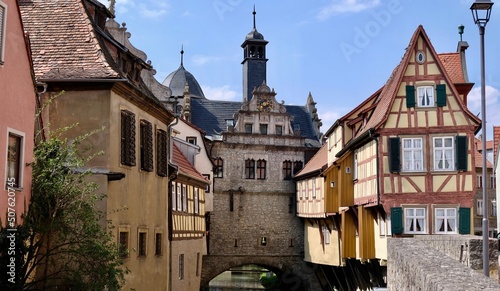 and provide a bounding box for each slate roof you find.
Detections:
[163,64,206,99]
[191,98,320,142]
[19,0,119,80]
[294,143,328,179]
[173,143,209,184]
